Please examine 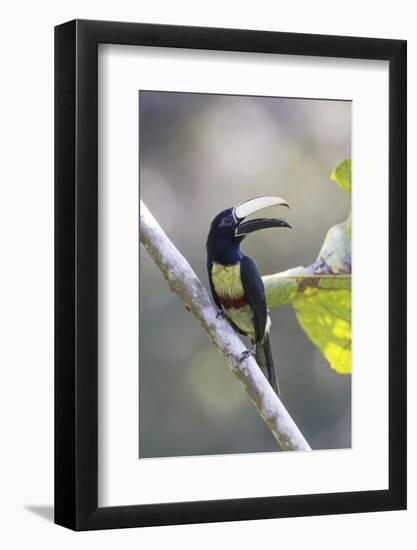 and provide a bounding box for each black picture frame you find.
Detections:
[55,19,407,531]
